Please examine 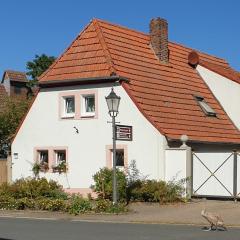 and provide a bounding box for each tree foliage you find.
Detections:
[0,97,30,156]
[26,54,56,83]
